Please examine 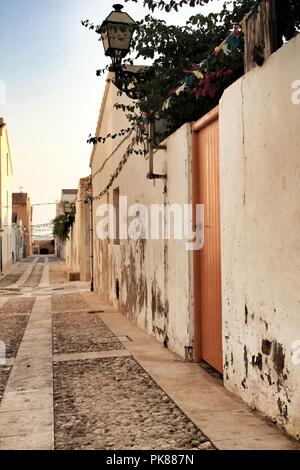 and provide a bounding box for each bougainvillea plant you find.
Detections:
[52,204,76,244]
